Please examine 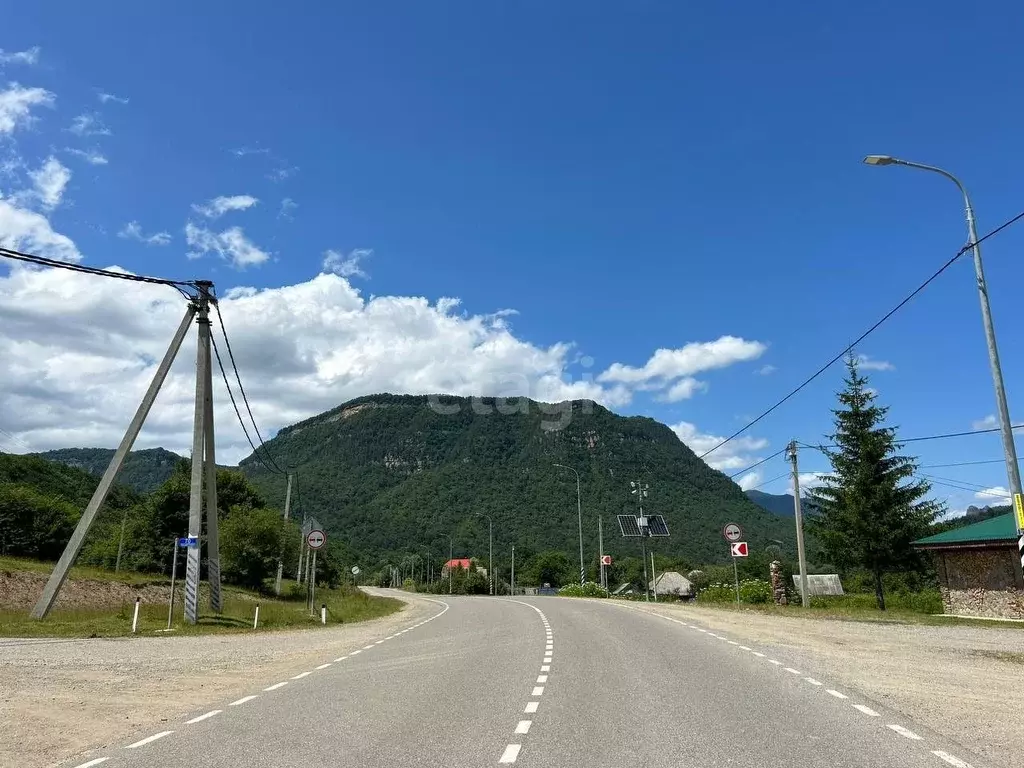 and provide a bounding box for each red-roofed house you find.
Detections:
[441,558,487,578]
